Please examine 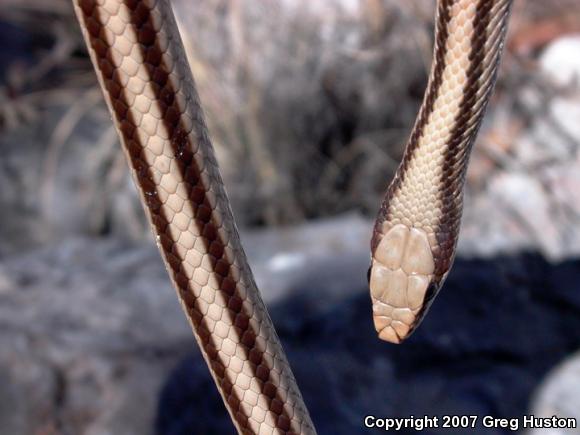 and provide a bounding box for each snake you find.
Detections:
[71,0,513,433]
